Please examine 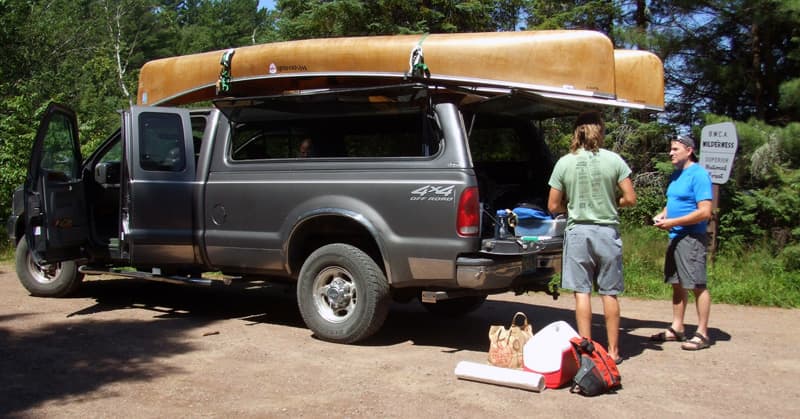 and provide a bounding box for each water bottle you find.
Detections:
[496,209,510,239]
